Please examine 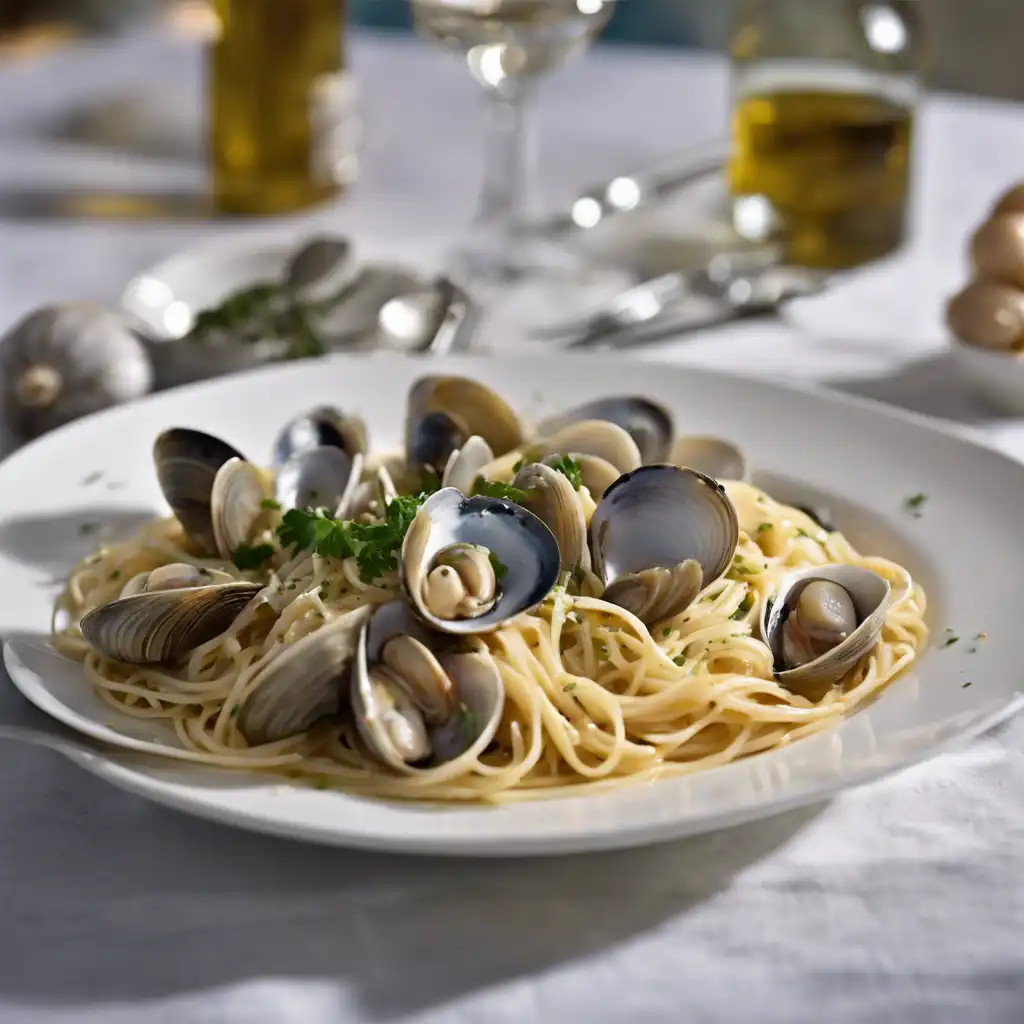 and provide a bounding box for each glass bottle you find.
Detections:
[728,0,927,269]
[211,0,351,215]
